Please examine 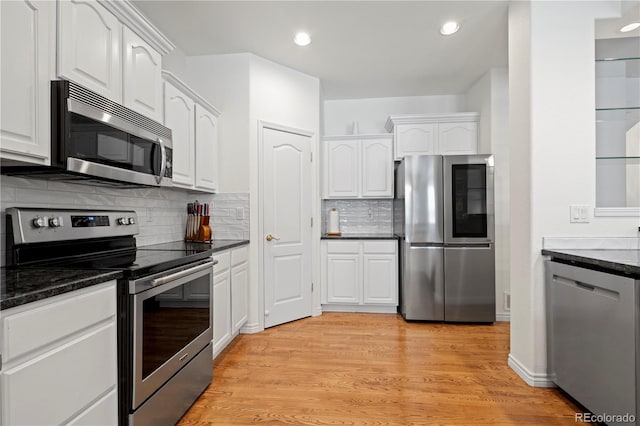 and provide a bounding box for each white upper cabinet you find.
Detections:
[395,123,437,157]
[0,0,54,164]
[195,104,219,191]
[361,139,394,197]
[325,139,359,198]
[123,26,163,121]
[164,79,195,187]
[57,0,173,121]
[323,135,393,199]
[57,0,121,102]
[437,121,478,155]
[386,113,479,159]
[163,71,220,193]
